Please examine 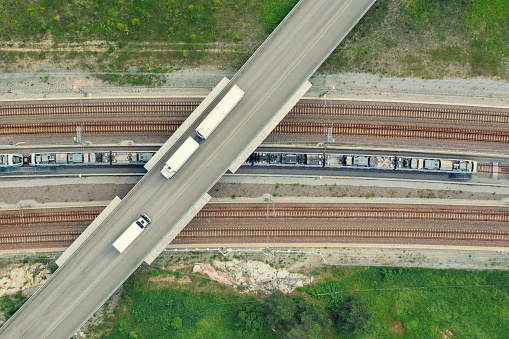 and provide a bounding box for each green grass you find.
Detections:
[302,266,509,338]
[95,269,275,339]
[320,0,509,78]
[90,265,509,338]
[0,0,507,79]
[0,0,278,43]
